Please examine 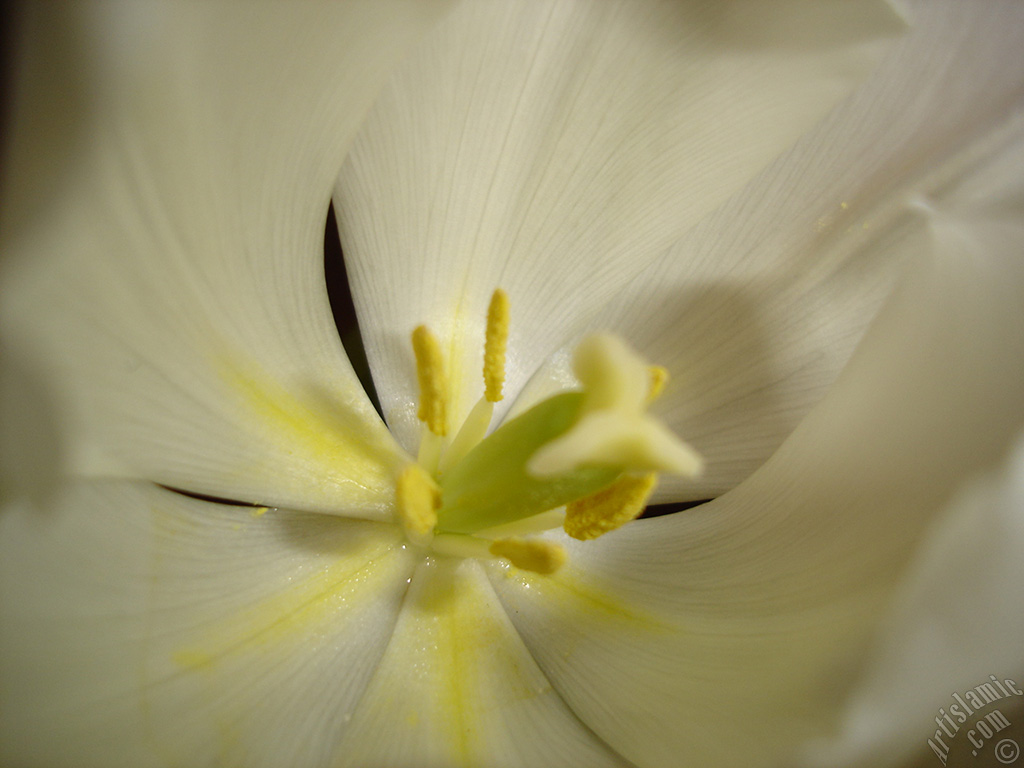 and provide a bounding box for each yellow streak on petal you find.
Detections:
[217,354,403,504]
[172,649,214,670]
[504,566,671,634]
[170,524,406,667]
[395,463,440,543]
[412,325,448,436]
[483,288,510,403]
[489,537,567,575]
[338,558,566,765]
[564,472,657,541]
